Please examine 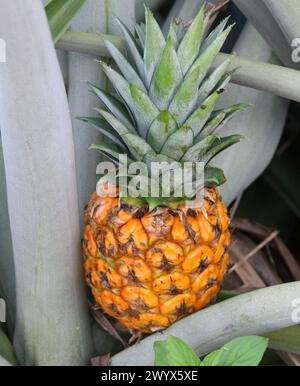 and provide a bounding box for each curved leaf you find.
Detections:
[161,125,194,160]
[198,59,230,104]
[184,75,231,138]
[104,39,146,92]
[147,111,178,152]
[111,282,300,365]
[116,18,145,80]
[88,83,135,132]
[182,135,219,162]
[78,116,127,151]
[130,84,159,138]
[202,336,268,366]
[45,0,88,43]
[154,336,201,366]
